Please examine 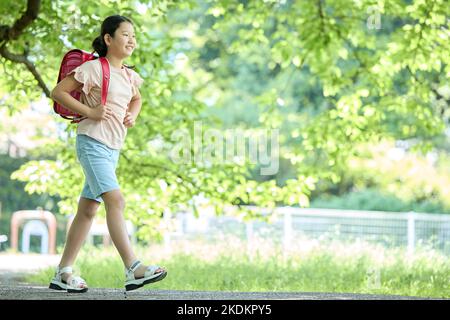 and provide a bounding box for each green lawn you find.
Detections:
[28,236,450,298]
